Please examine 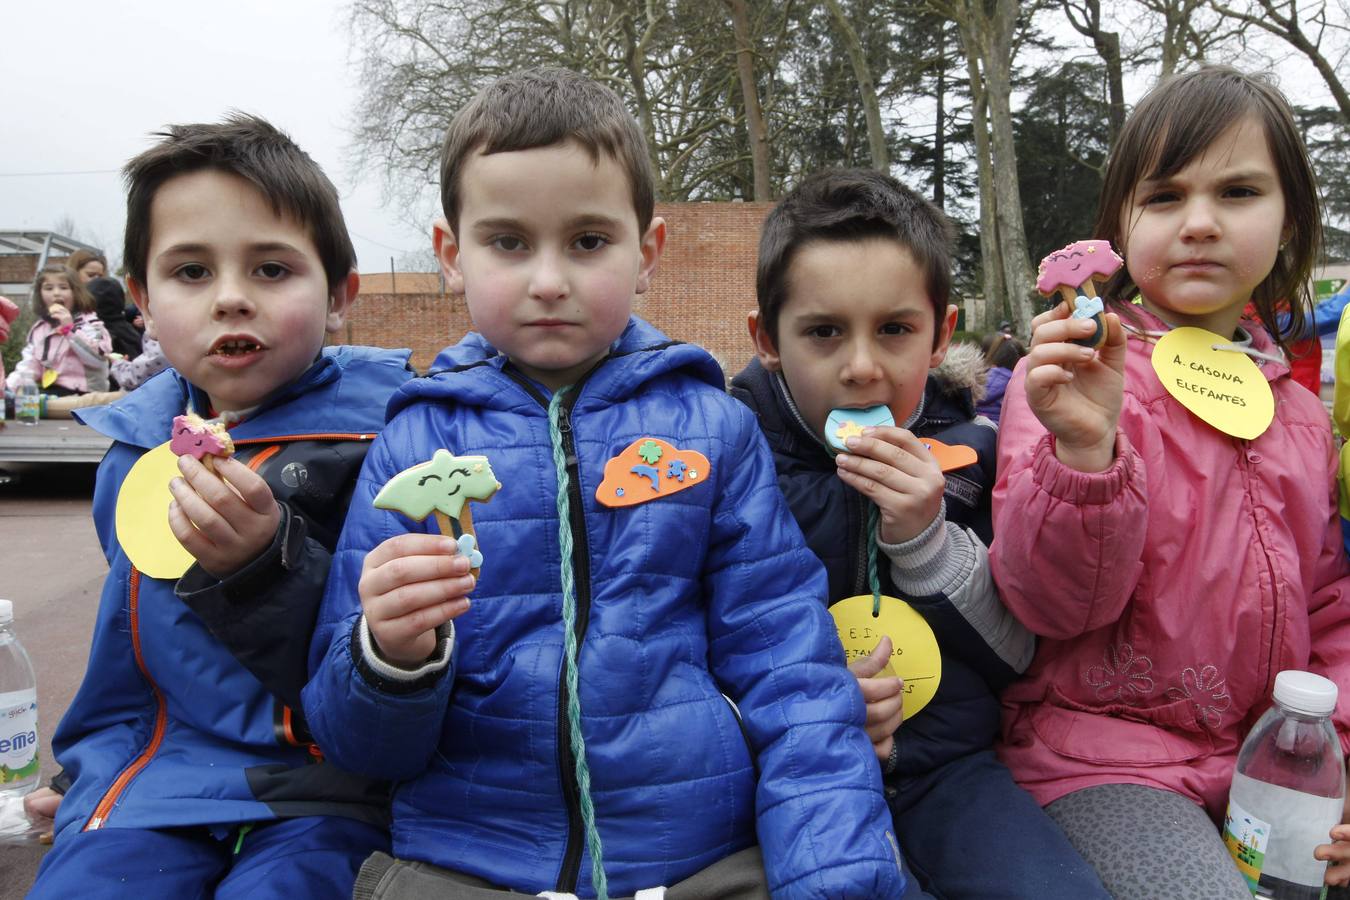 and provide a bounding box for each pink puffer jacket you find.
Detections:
[0,296,18,388]
[991,308,1350,820]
